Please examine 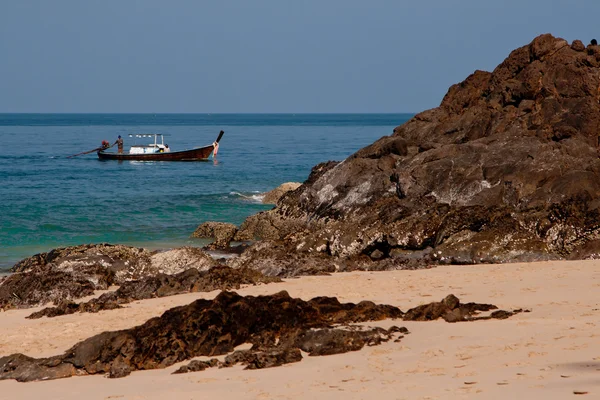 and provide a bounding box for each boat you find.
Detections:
[97,130,224,161]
